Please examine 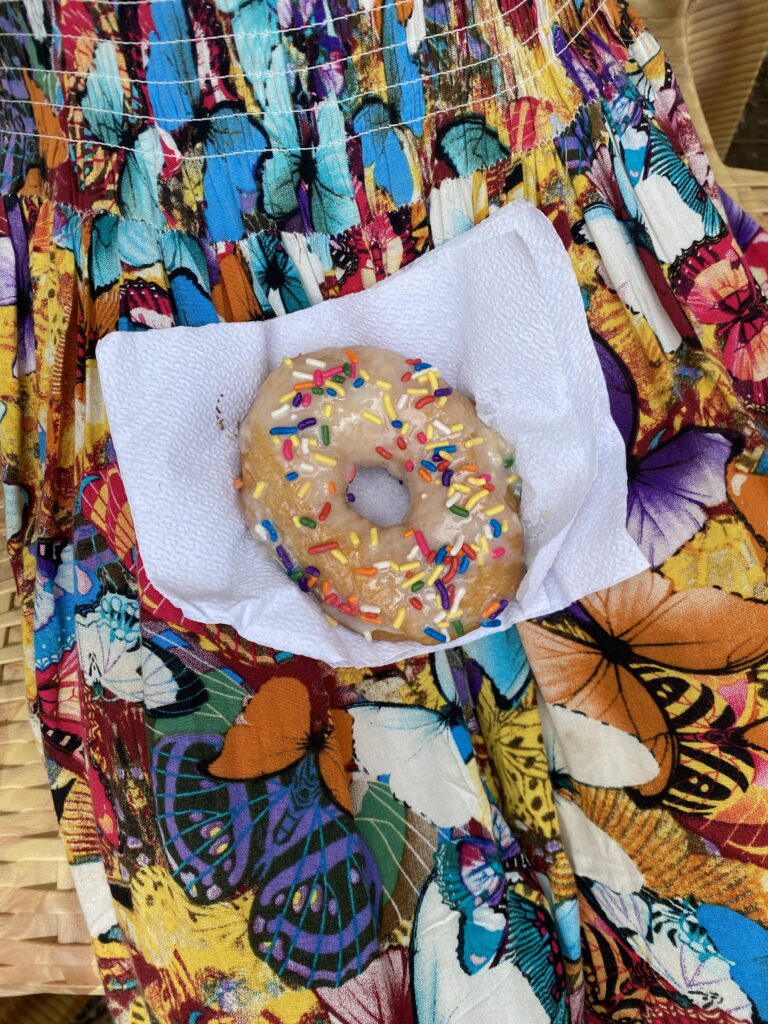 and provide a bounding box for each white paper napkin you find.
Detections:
[97,201,647,668]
